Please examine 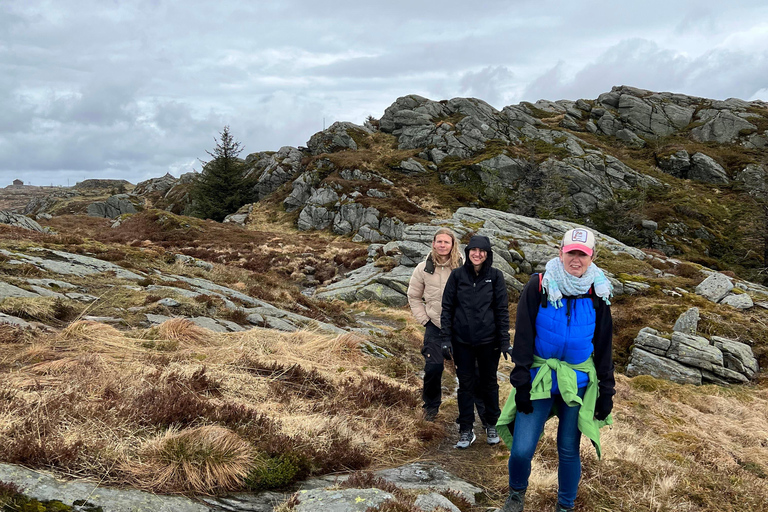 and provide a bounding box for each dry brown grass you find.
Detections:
[0,320,428,495]
[132,425,256,493]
